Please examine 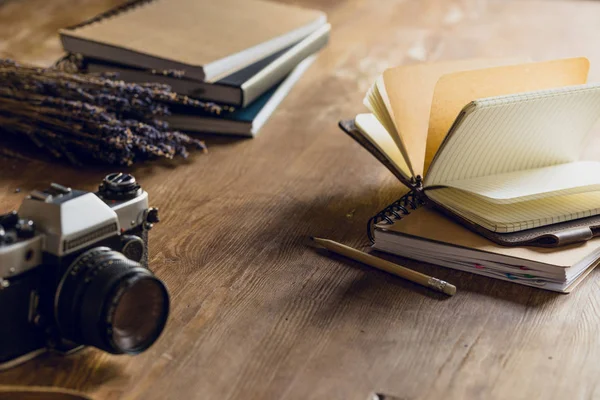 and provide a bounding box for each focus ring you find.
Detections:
[55,247,169,354]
